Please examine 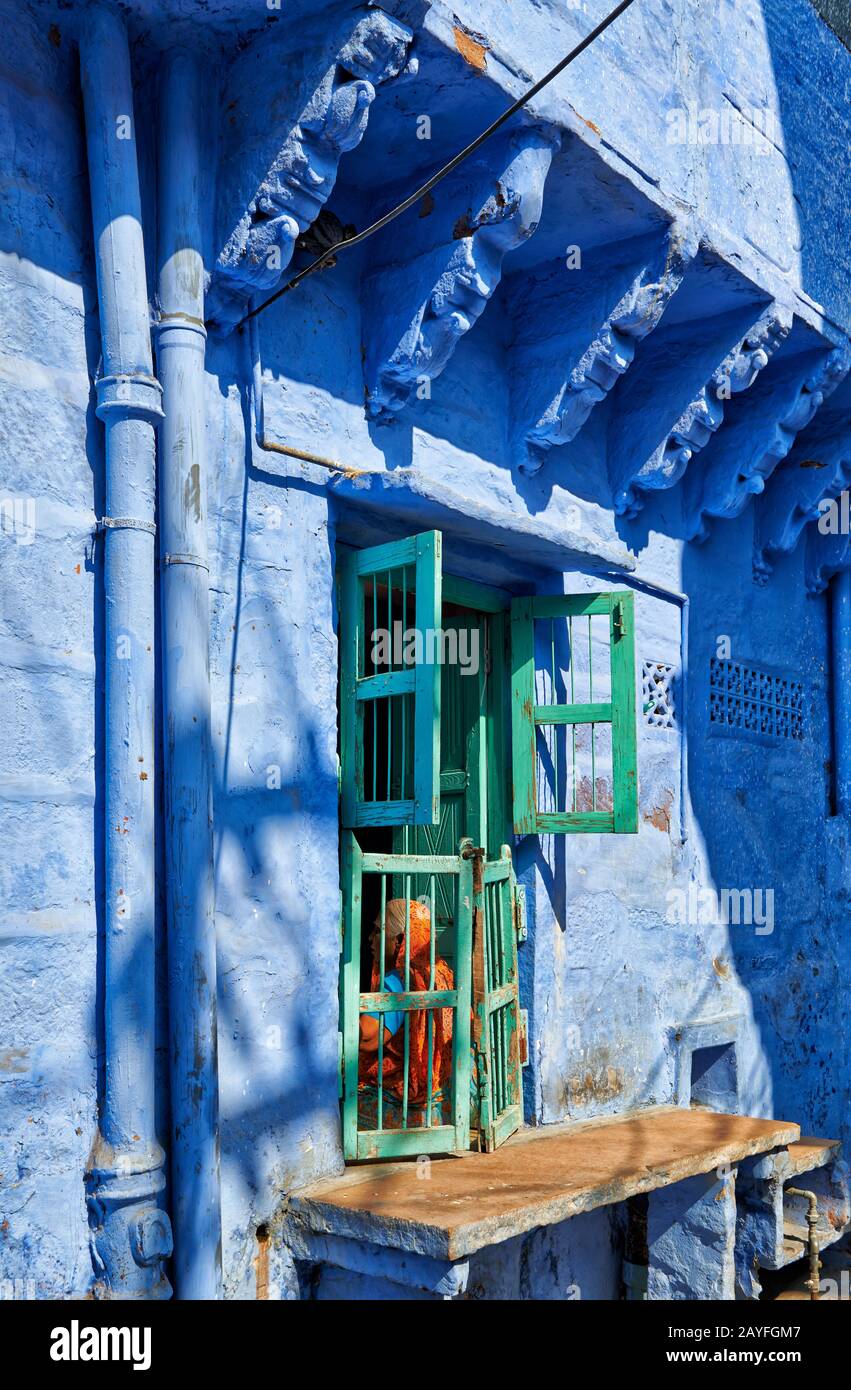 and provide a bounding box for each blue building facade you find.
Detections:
[2,0,851,1300]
